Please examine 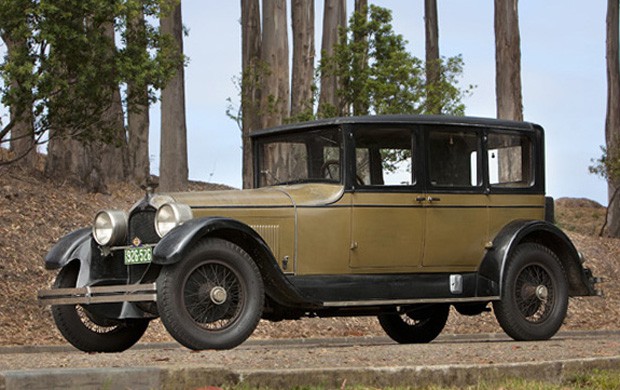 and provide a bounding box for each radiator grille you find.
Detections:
[127,207,159,283]
[128,208,159,245]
